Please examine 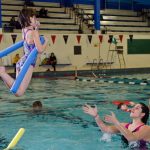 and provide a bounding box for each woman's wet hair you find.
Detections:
[117,103,124,109]
[18,8,35,28]
[139,102,149,124]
